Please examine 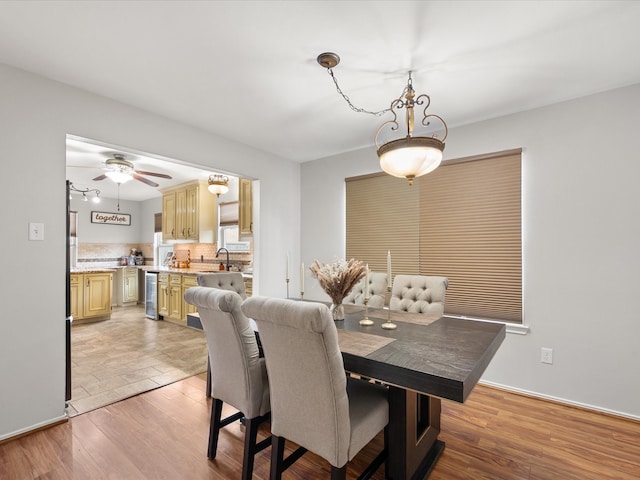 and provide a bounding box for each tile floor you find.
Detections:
[67,304,208,416]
